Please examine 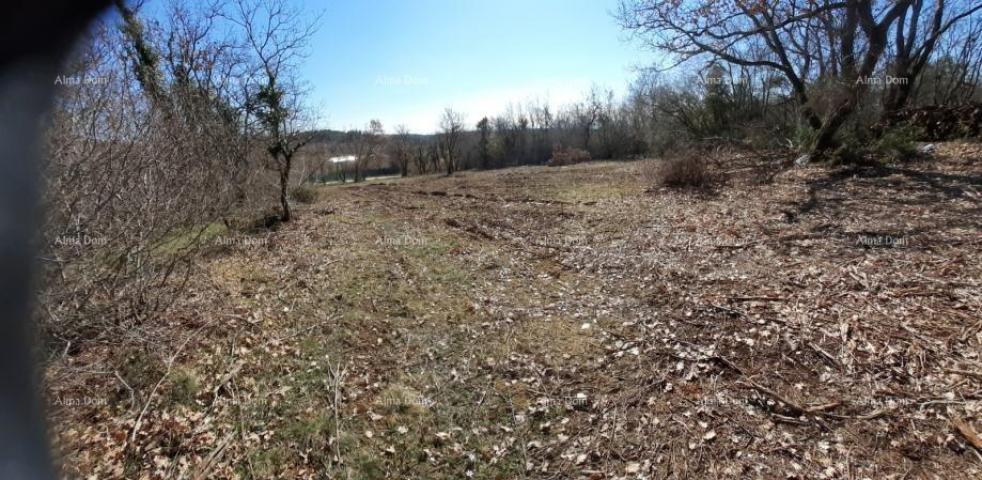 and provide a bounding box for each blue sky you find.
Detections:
[299,0,651,133]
